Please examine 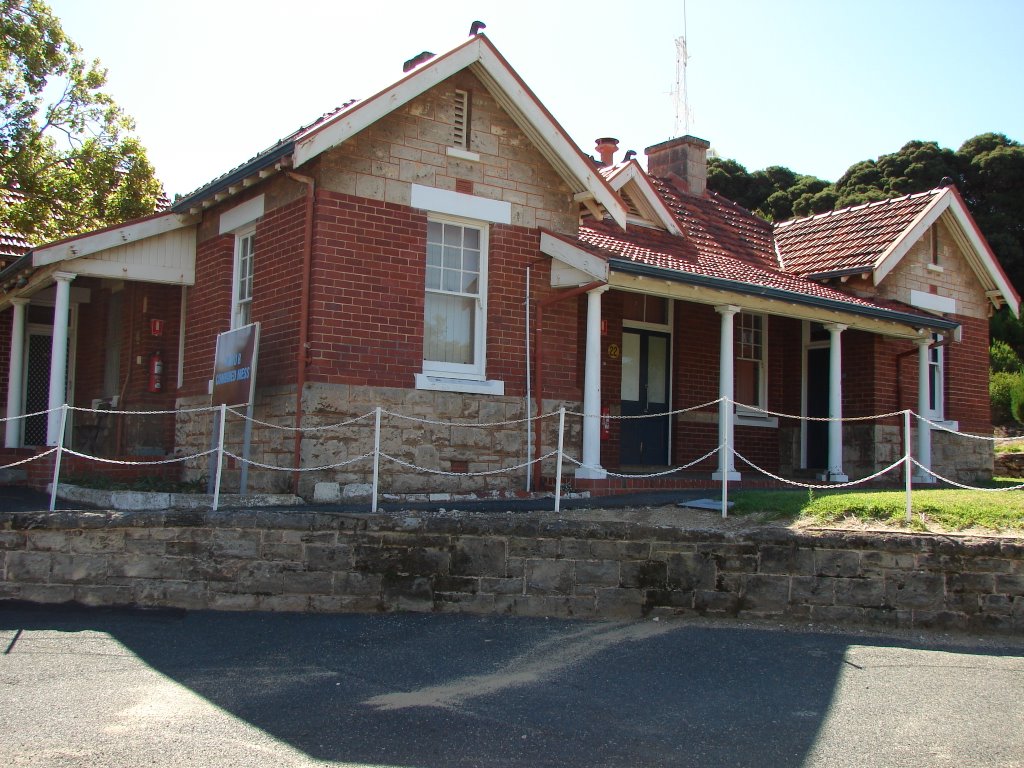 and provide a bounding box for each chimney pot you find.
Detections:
[595,137,619,167]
